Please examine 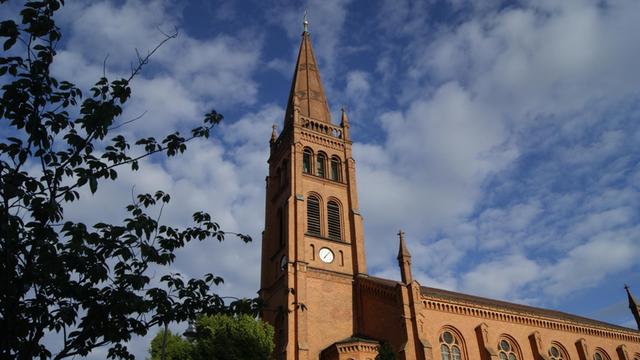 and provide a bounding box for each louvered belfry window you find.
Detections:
[307,196,321,236]
[303,149,312,174]
[316,153,326,177]
[327,200,341,240]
